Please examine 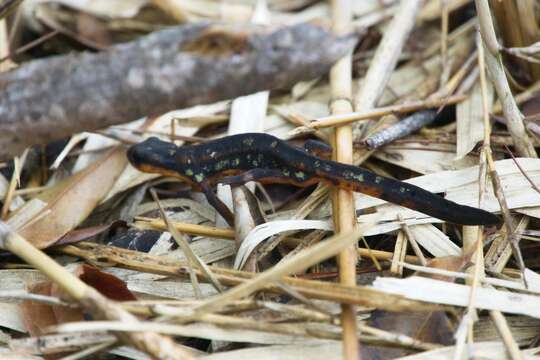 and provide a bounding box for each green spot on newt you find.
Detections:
[243,137,255,146]
[215,159,230,171]
[342,170,354,180]
[354,173,364,182]
[194,174,204,183]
